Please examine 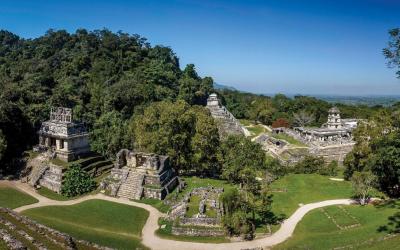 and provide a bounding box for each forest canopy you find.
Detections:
[0,28,394,175]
